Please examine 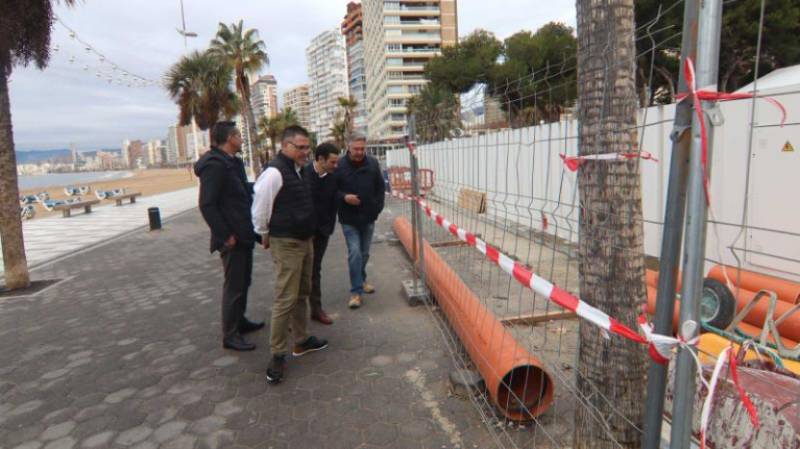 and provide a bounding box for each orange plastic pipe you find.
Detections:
[707,265,800,305]
[645,284,800,342]
[393,217,554,420]
[646,269,682,291]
